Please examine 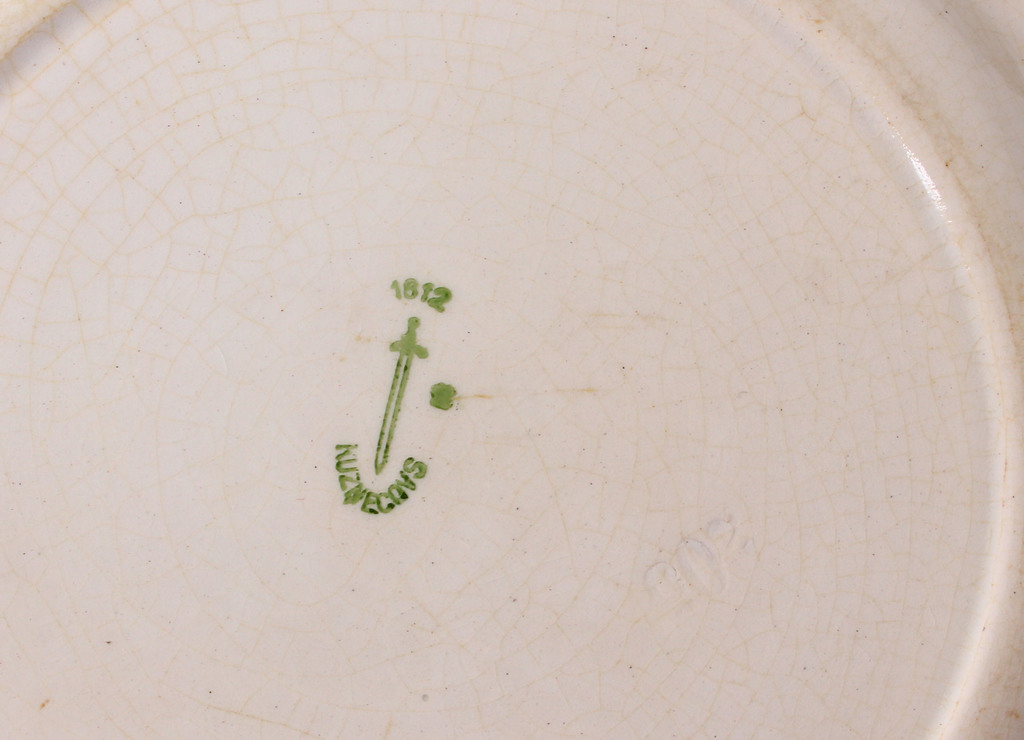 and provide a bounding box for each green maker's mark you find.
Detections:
[334,282,457,515]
